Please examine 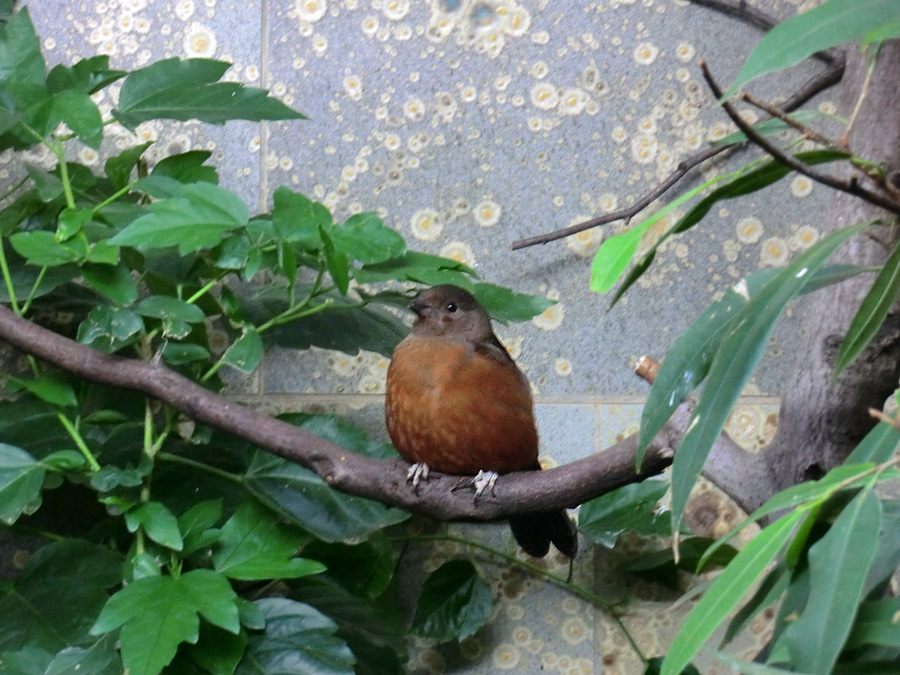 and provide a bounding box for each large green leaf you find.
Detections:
[669,222,867,535]
[608,150,849,306]
[46,54,126,95]
[237,598,355,675]
[52,89,103,149]
[113,58,305,128]
[331,212,406,264]
[44,634,121,675]
[152,150,219,185]
[109,182,248,255]
[354,251,475,285]
[578,478,672,547]
[125,501,184,551]
[834,238,900,376]
[785,490,882,672]
[9,230,83,266]
[301,534,395,601]
[82,263,139,306]
[726,0,900,97]
[411,560,493,643]
[289,578,407,675]
[211,501,325,581]
[0,539,122,653]
[244,415,408,543]
[185,622,247,675]
[661,510,803,675]
[721,564,790,647]
[0,7,45,87]
[637,263,869,469]
[91,569,240,675]
[271,186,329,248]
[0,442,45,524]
